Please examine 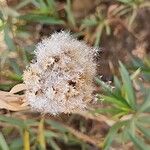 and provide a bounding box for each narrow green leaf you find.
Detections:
[95,77,113,94]
[25,119,38,126]
[0,115,26,128]
[48,138,61,150]
[129,119,136,136]
[9,59,22,75]
[82,18,98,27]
[4,24,16,51]
[0,19,5,31]
[0,11,3,20]
[112,111,128,119]
[94,108,122,115]
[101,95,130,110]
[128,132,150,150]
[45,131,58,138]
[137,124,150,139]
[0,83,16,91]
[0,132,9,150]
[19,14,64,25]
[15,0,31,10]
[46,0,58,16]
[9,138,23,150]
[138,115,150,124]
[119,61,136,110]
[38,0,47,10]
[96,77,131,109]
[103,121,128,150]
[114,76,121,95]
[114,76,121,90]
[94,25,104,46]
[117,0,132,4]
[65,0,76,27]
[46,120,68,133]
[130,68,141,80]
[139,92,150,112]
